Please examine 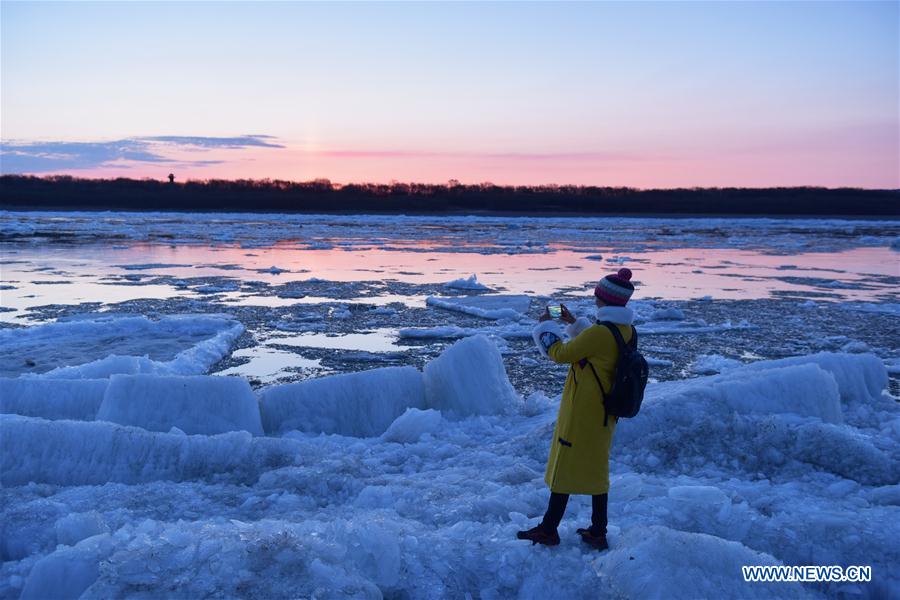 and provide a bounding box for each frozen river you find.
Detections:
[1,211,898,598]
[2,211,898,387]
